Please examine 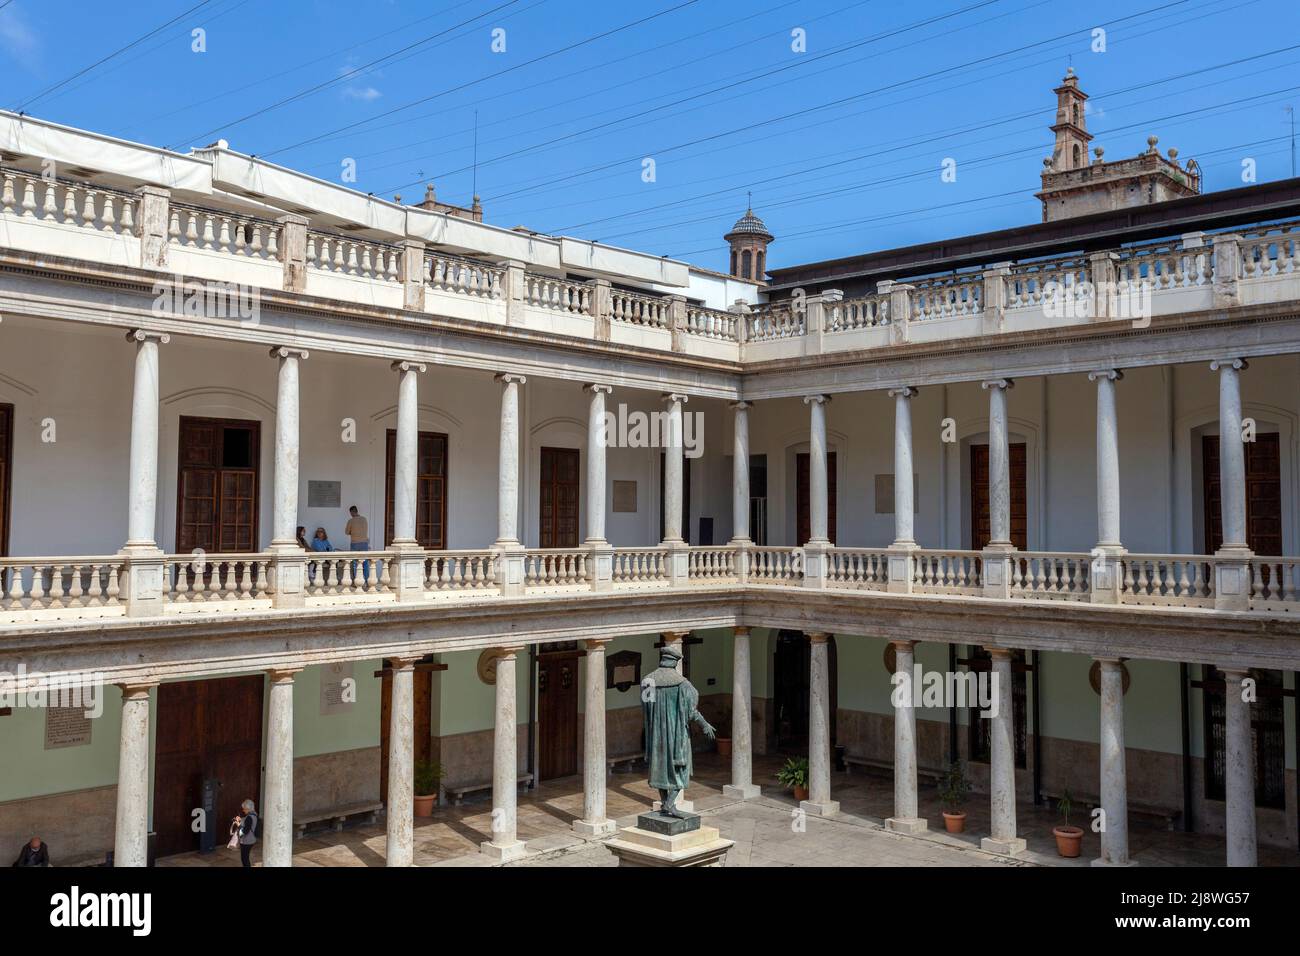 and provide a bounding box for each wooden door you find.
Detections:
[970,443,1027,550]
[384,430,448,548]
[539,447,580,549]
[1202,666,1286,808]
[773,631,837,753]
[538,649,579,780]
[796,452,837,545]
[379,664,432,804]
[658,453,692,543]
[1202,432,1282,554]
[153,675,264,858]
[176,416,260,553]
[0,403,11,556]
